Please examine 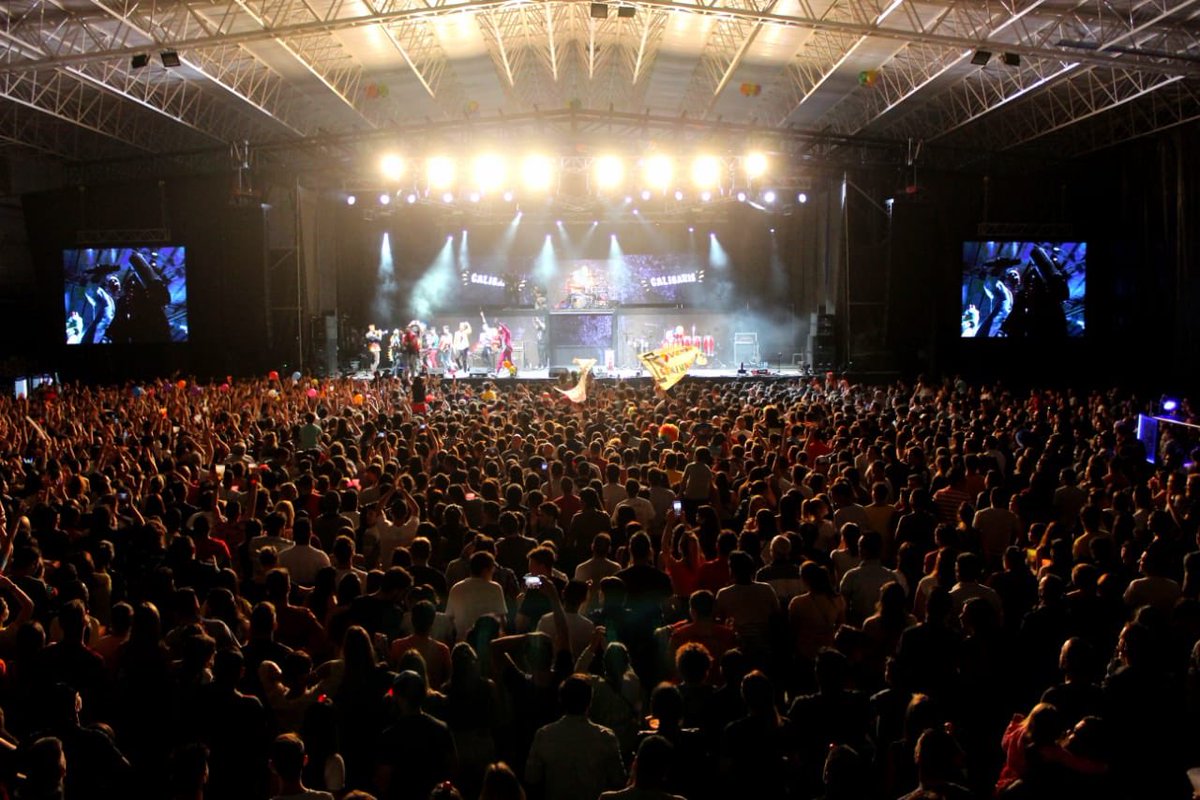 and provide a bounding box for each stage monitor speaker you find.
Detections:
[469,367,490,377]
[548,367,570,380]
